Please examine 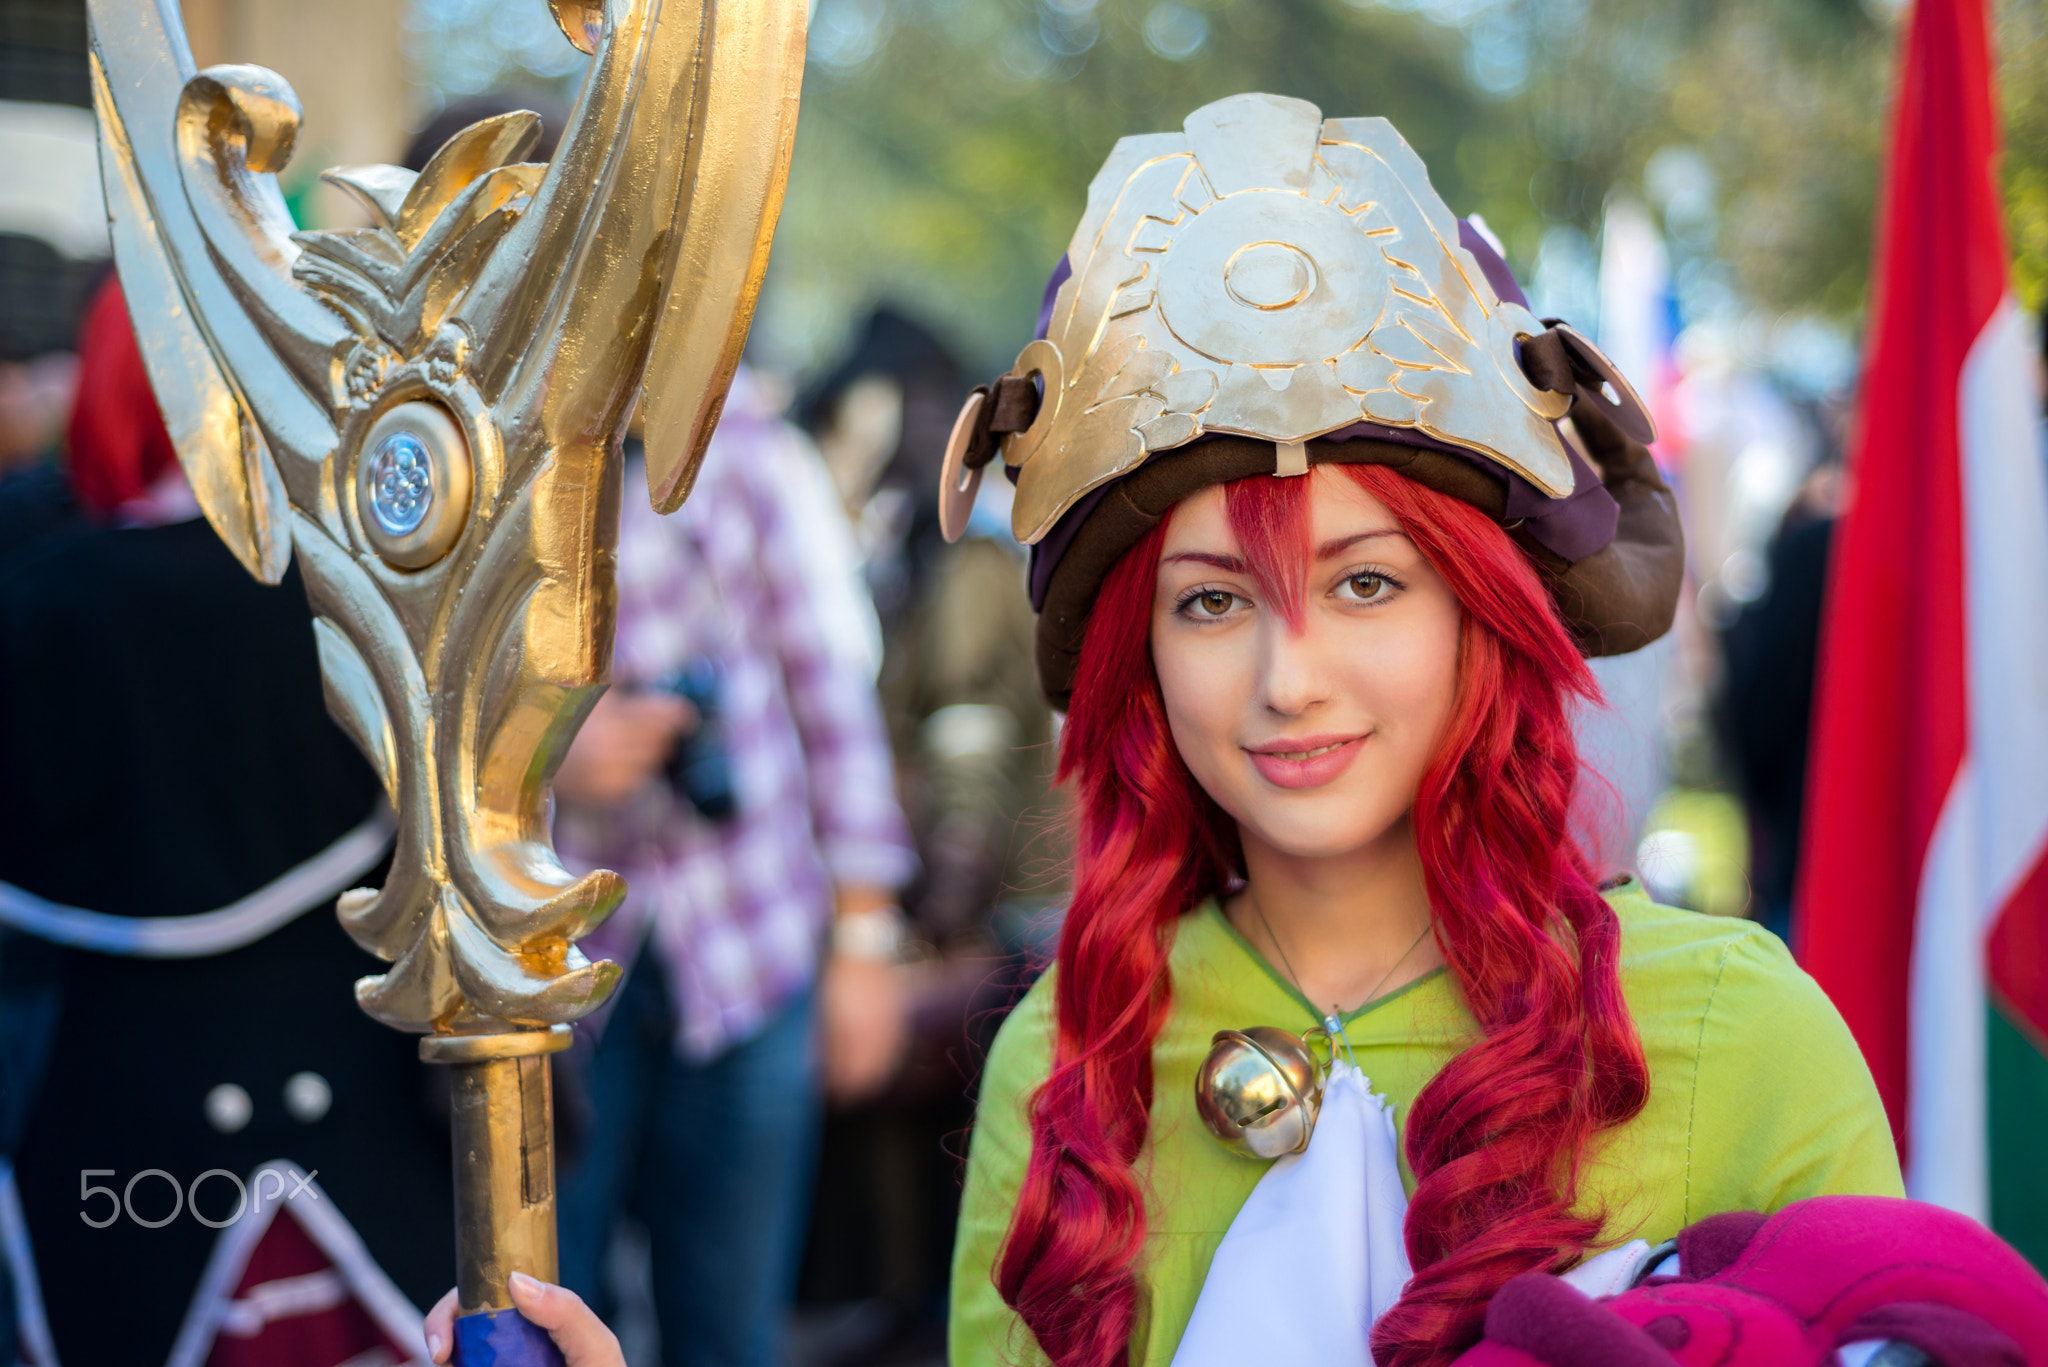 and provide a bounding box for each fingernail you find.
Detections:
[509,1270,543,1297]
[426,1332,443,1359]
